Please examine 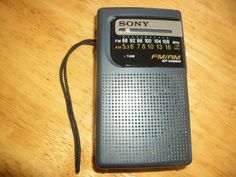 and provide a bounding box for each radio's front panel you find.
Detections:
[96,8,192,169]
